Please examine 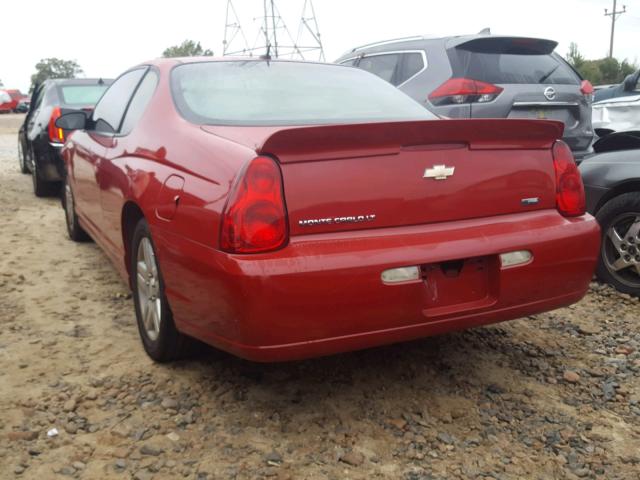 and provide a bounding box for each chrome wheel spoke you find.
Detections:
[152,300,161,333]
[607,227,624,250]
[137,273,149,298]
[611,256,630,272]
[625,218,640,240]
